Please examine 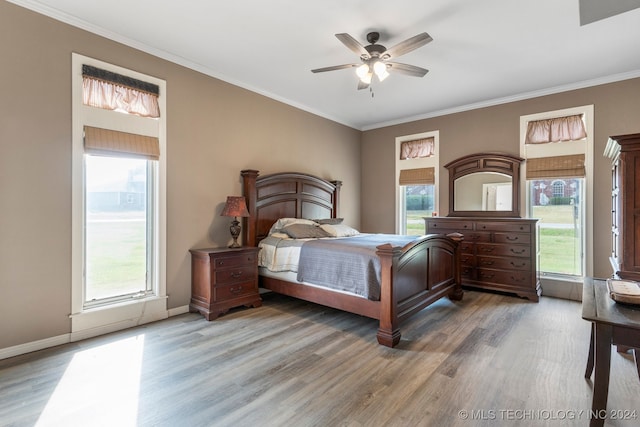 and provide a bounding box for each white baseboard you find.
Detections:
[0,303,191,361]
[168,304,190,317]
[0,334,71,361]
